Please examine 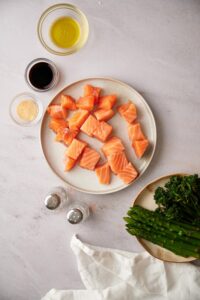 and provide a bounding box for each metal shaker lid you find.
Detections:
[44,193,61,210]
[67,208,83,224]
